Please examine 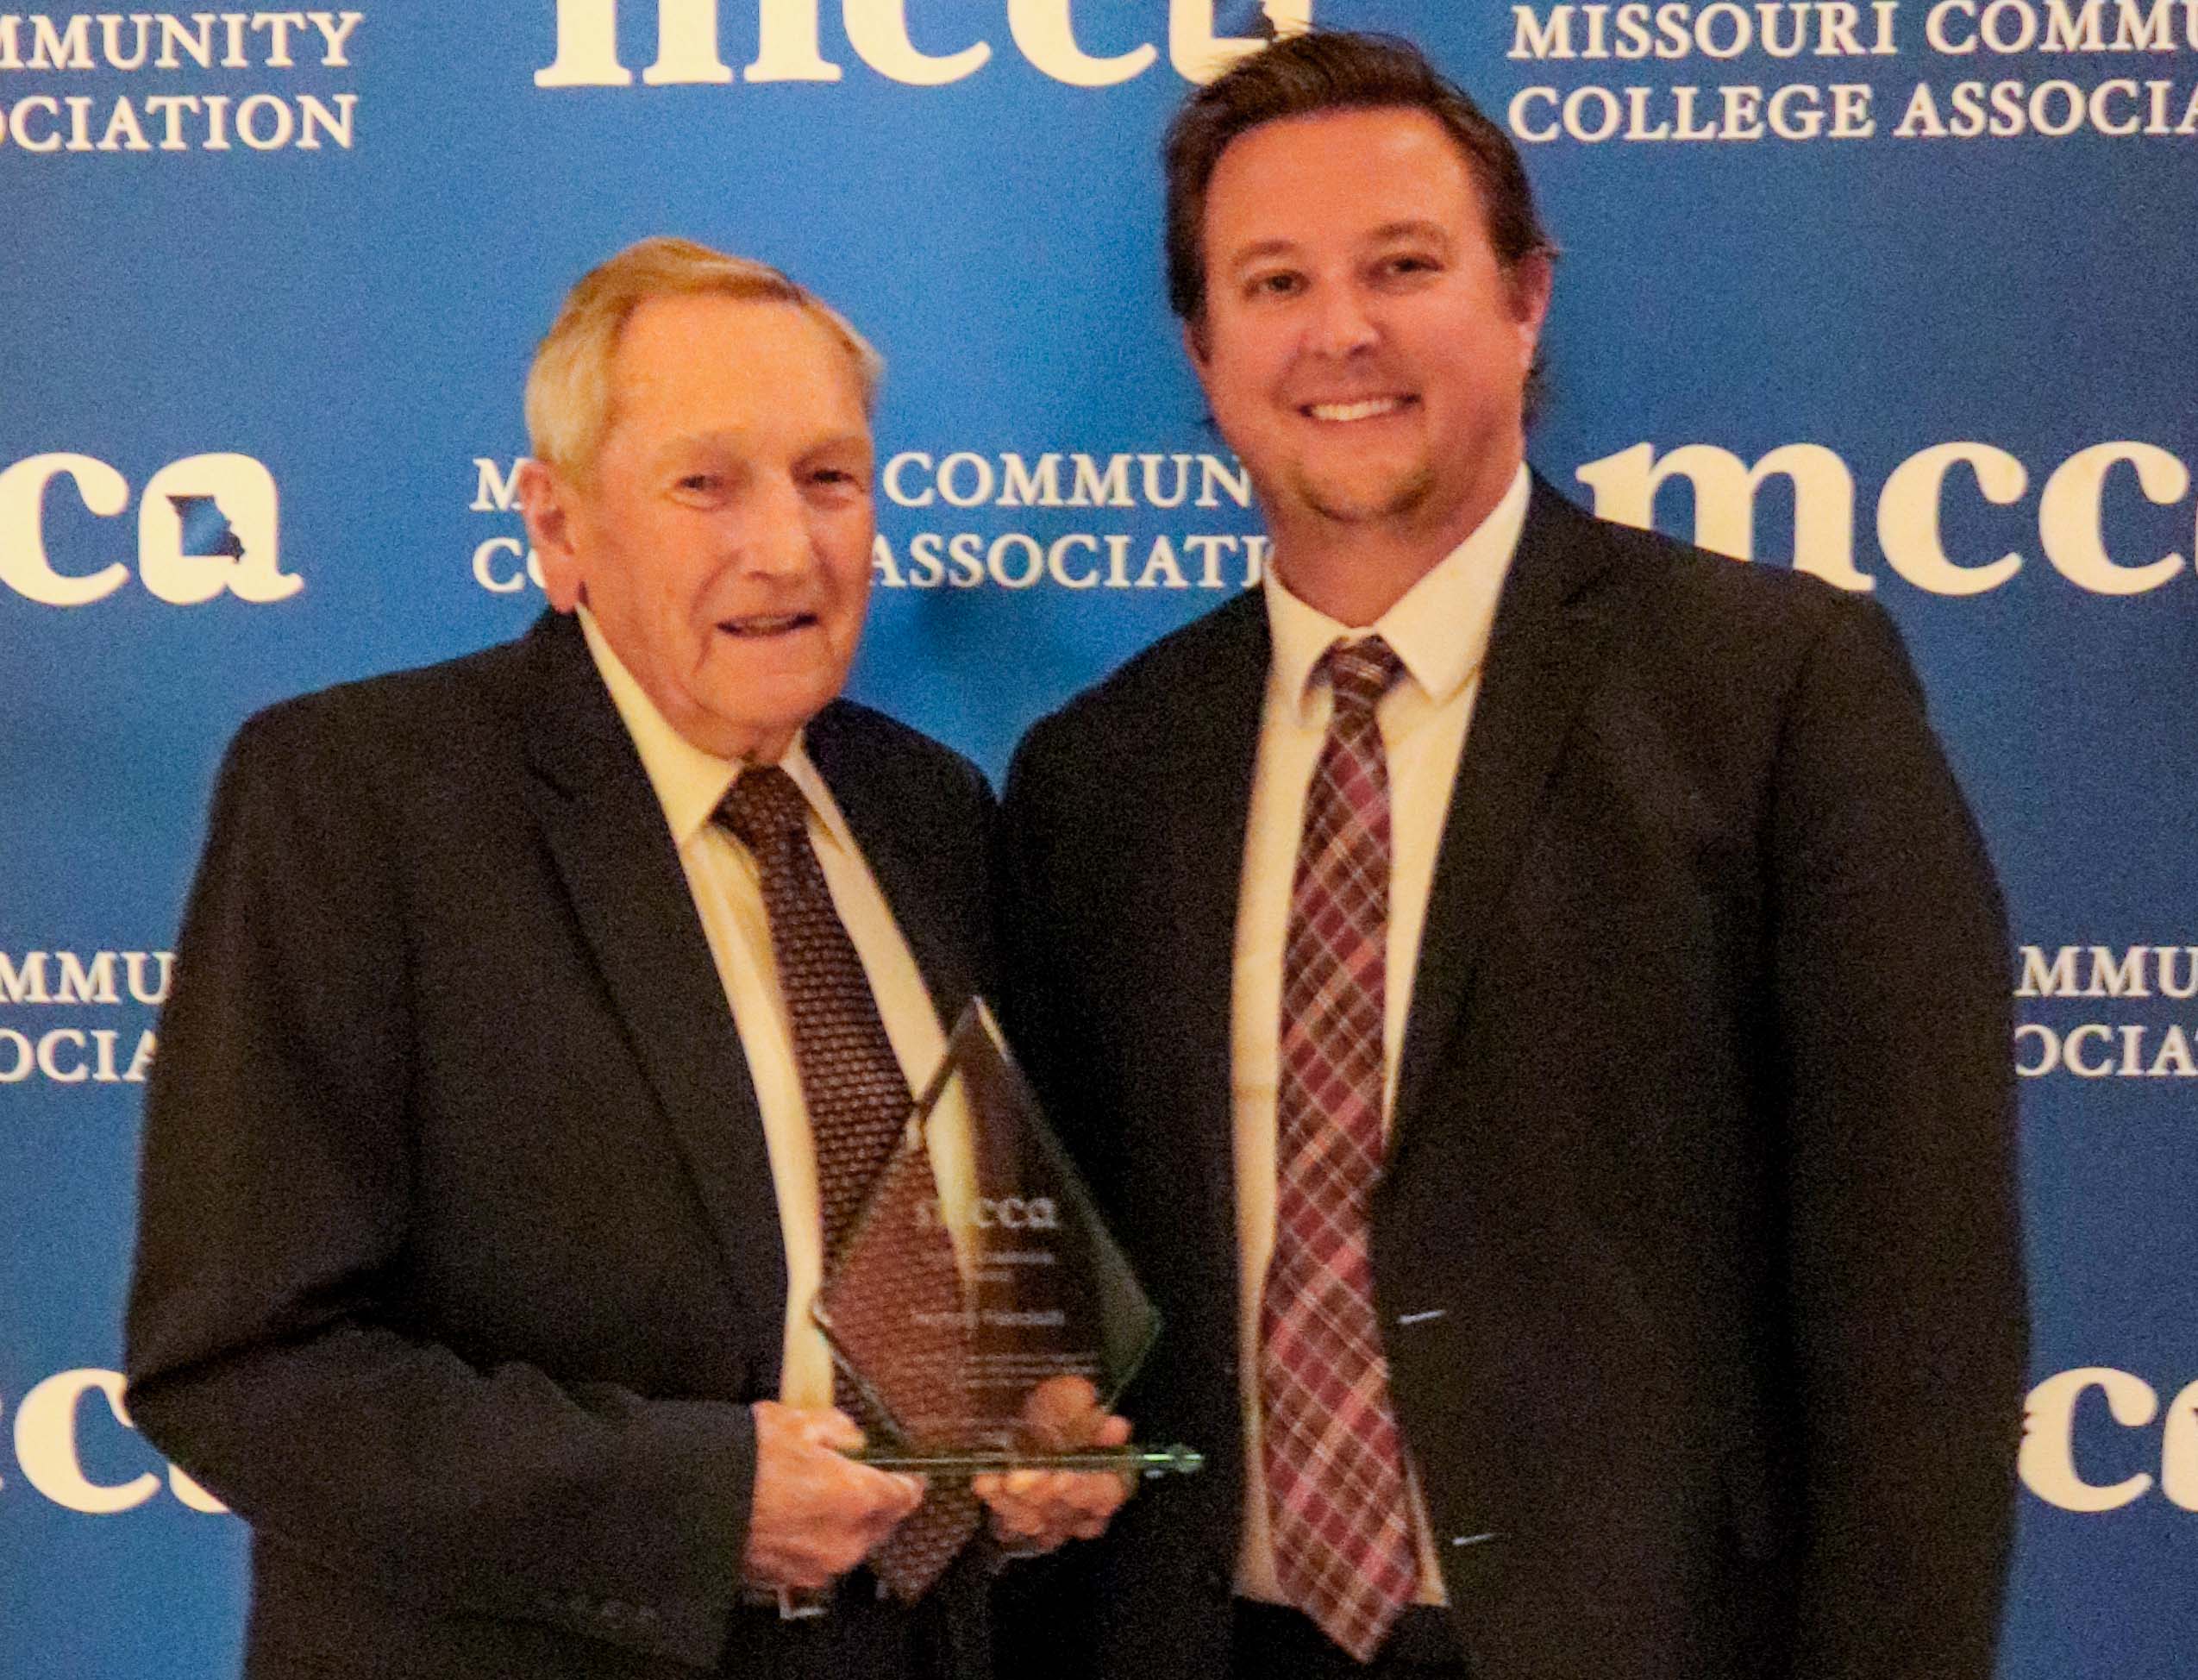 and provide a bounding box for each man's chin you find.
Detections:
[677,711,808,764]
[704,634,848,693]
[676,668,845,762]
[1296,467,1433,526]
